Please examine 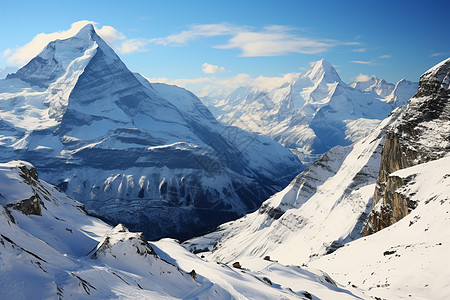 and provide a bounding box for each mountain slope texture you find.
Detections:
[0,24,302,240]
[186,58,450,299]
[0,160,367,299]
